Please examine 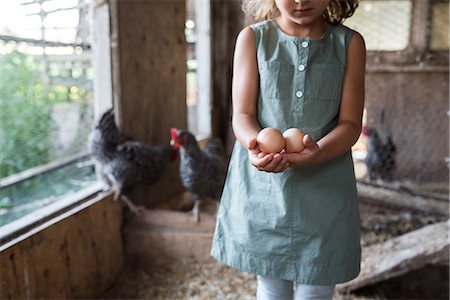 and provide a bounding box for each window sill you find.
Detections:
[0,182,108,252]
